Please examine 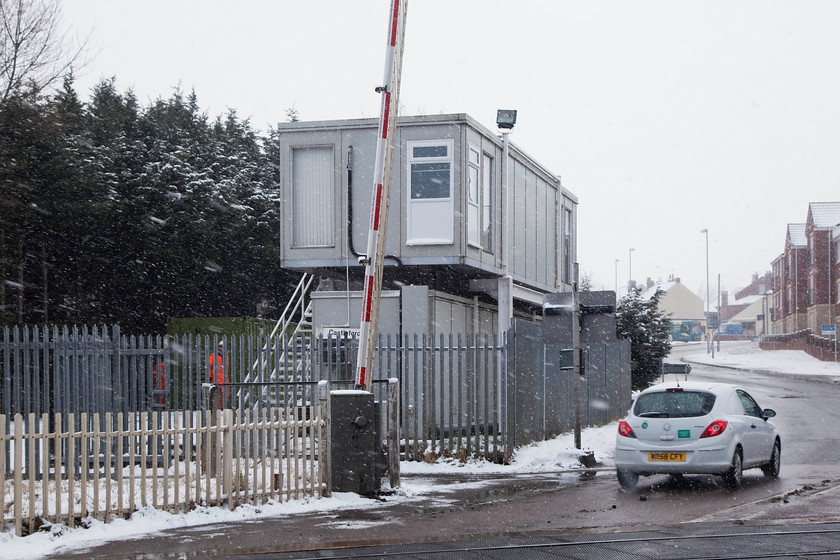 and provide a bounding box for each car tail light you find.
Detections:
[700,419,728,438]
[618,420,636,438]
